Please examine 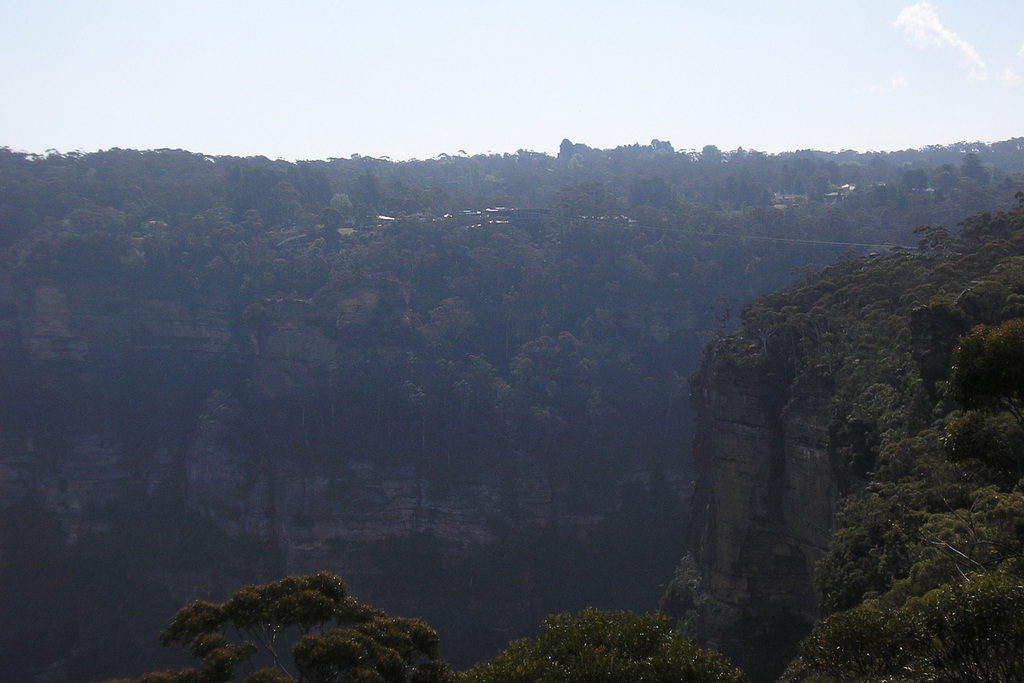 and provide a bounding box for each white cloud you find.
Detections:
[866,76,909,94]
[1000,67,1021,86]
[894,2,986,79]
